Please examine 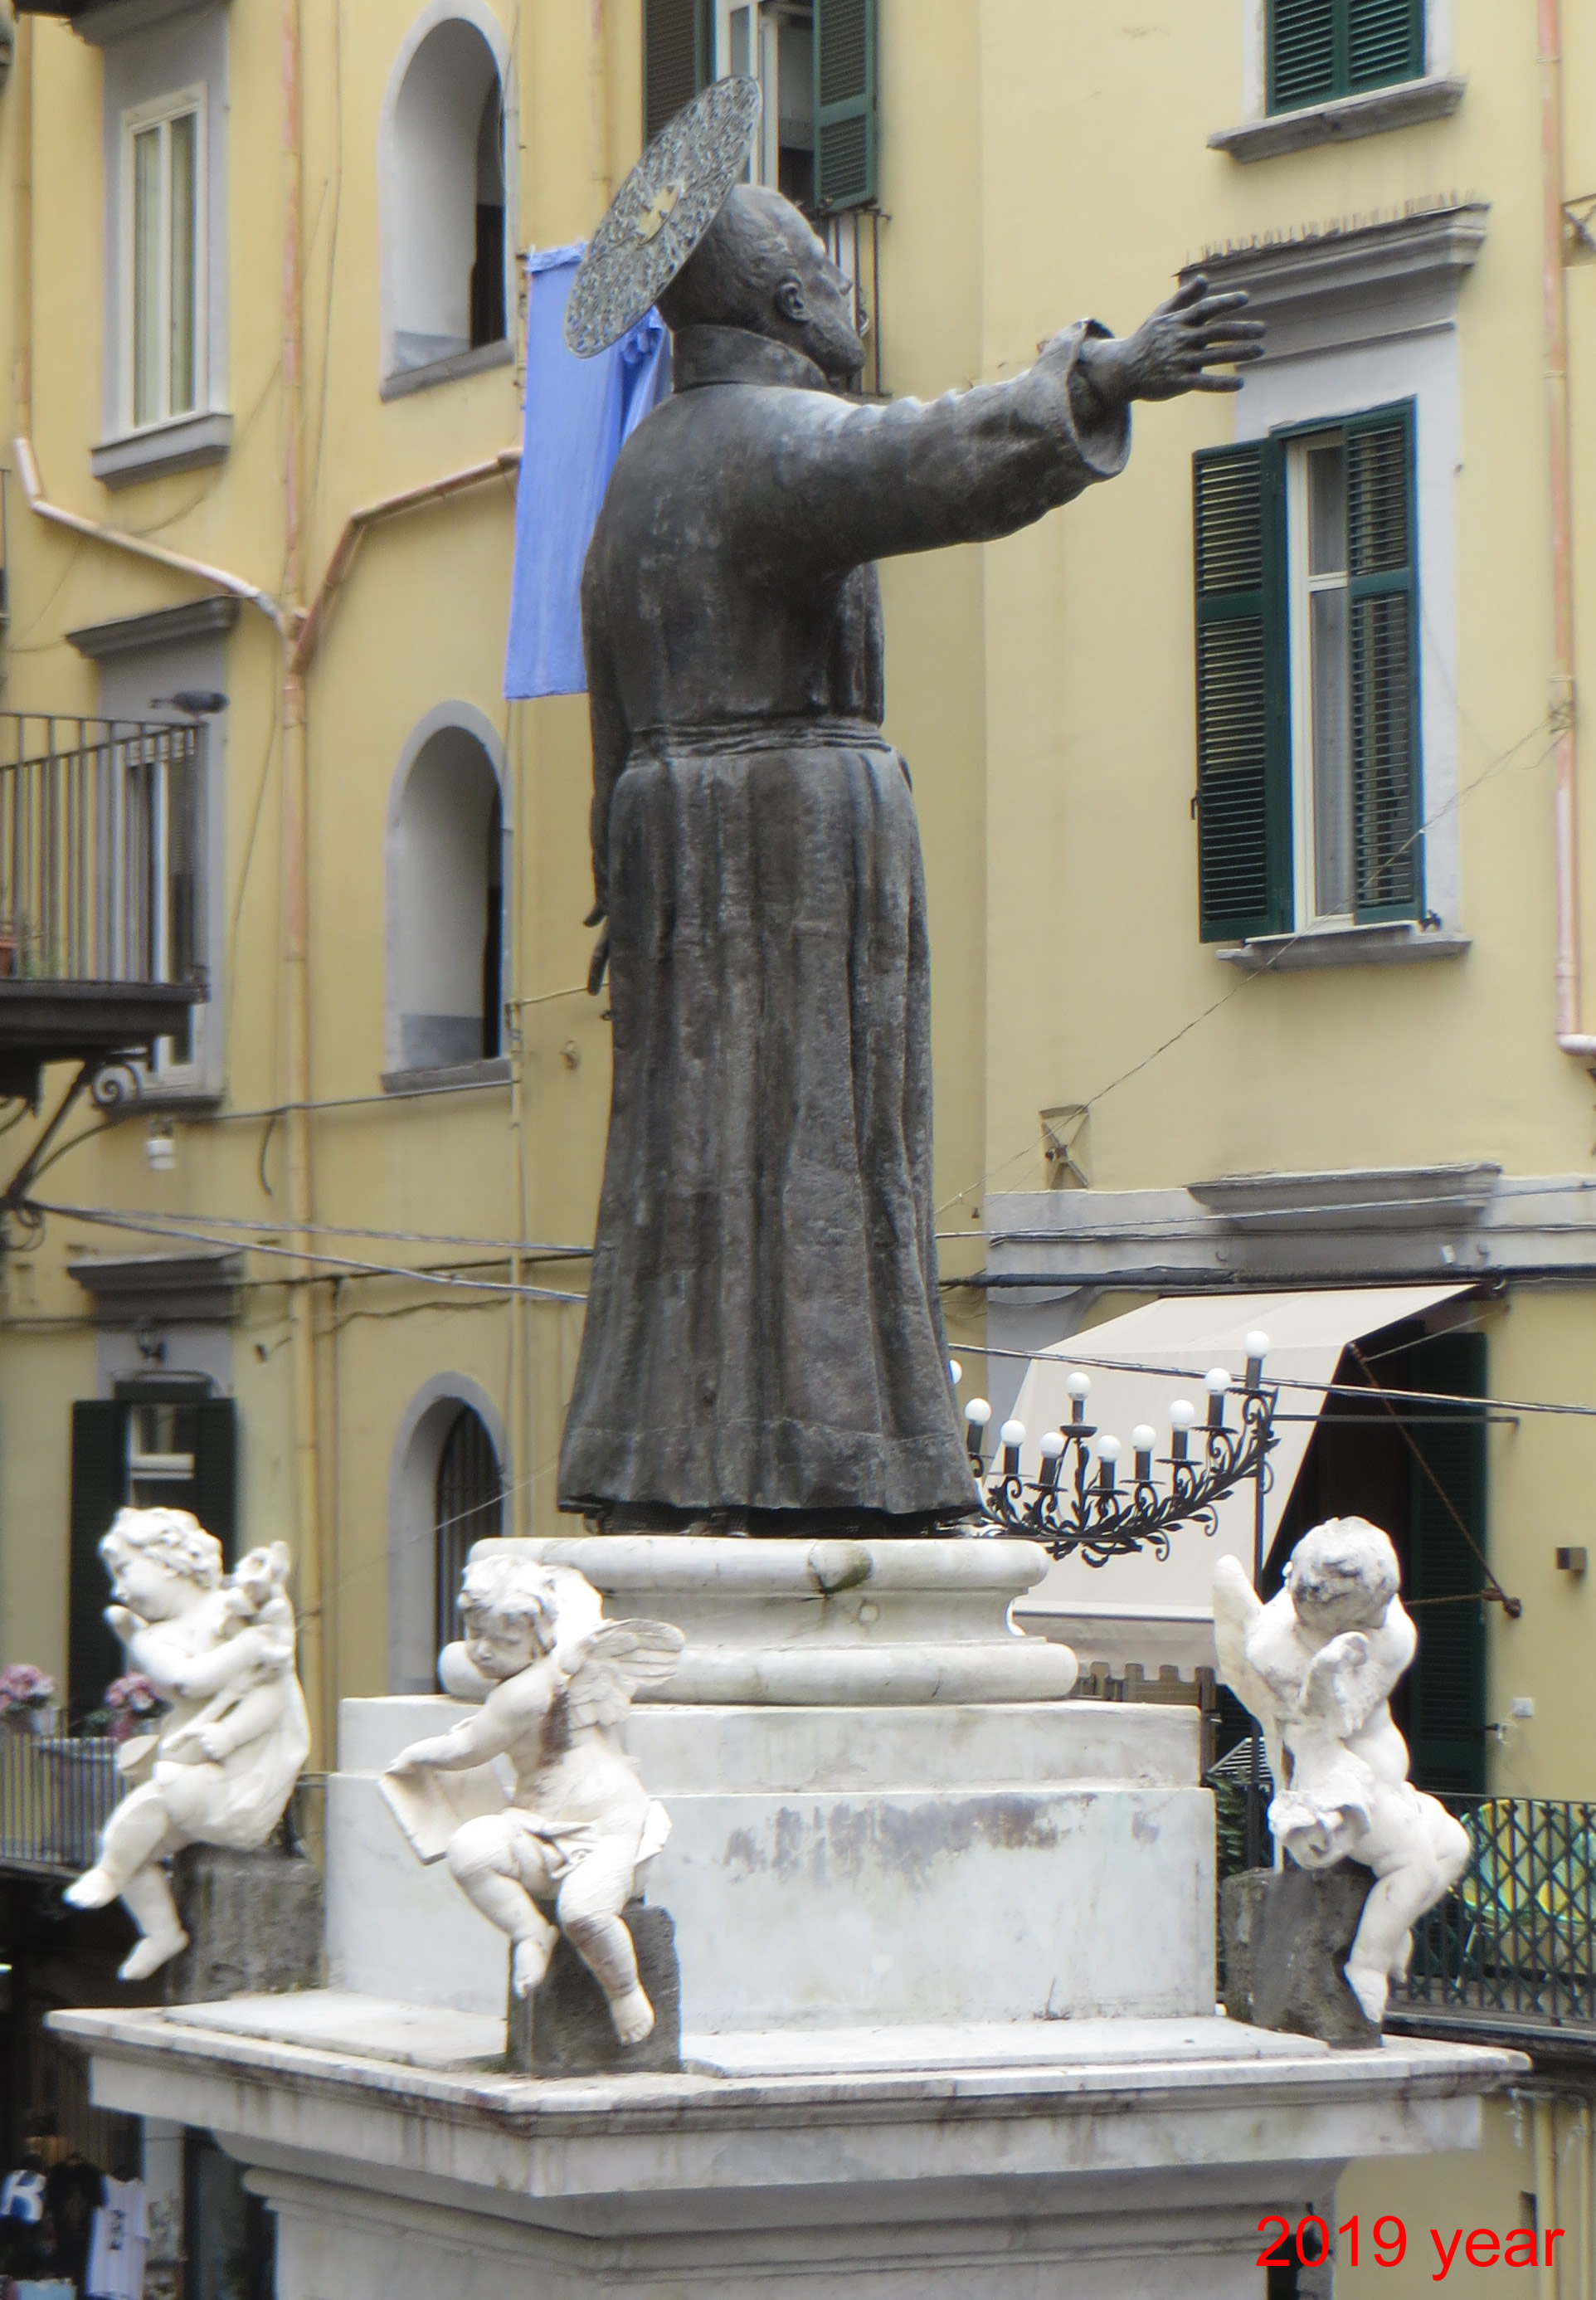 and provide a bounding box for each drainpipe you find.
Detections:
[280,0,326,1762]
[12,441,287,631]
[12,12,30,447]
[1536,2094,1559,2300]
[1540,0,1596,1057]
